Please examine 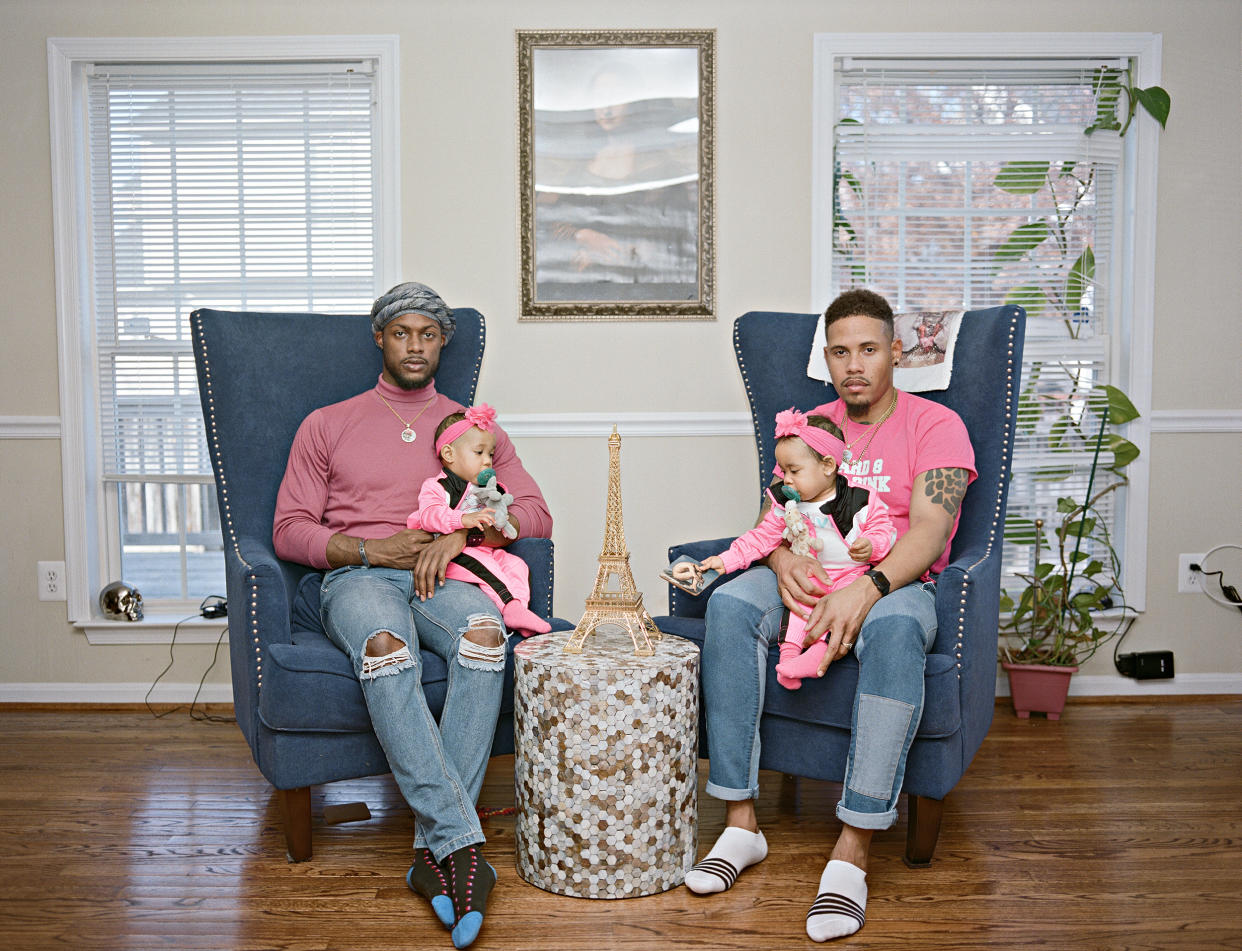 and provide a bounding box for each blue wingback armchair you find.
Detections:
[653,305,1025,866]
[190,307,563,861]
